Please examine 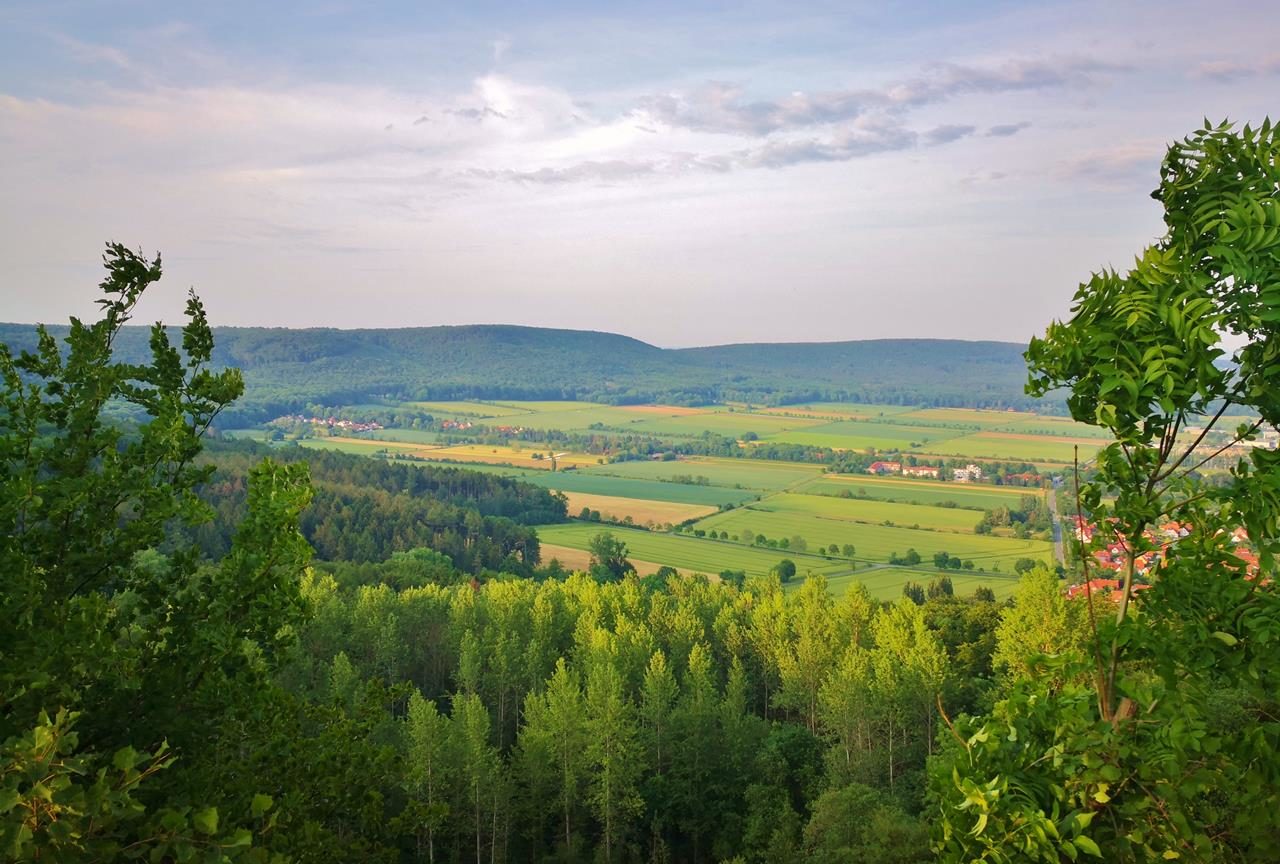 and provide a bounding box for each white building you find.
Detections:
[952,463,984,483]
